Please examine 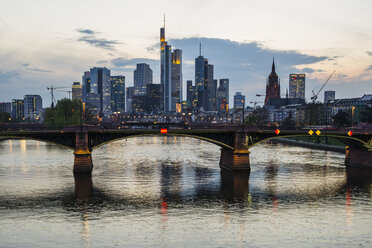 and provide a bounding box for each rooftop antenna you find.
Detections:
[163,14,165,28]
[199,42,201,56]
